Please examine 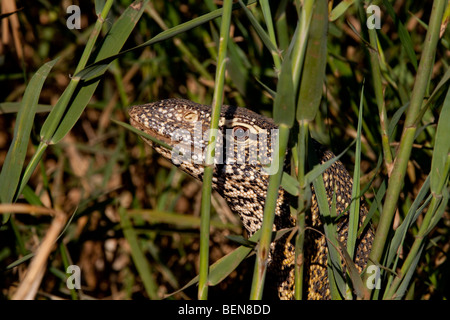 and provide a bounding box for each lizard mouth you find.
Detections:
[129,110,204,164]
[128,113,174,149]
